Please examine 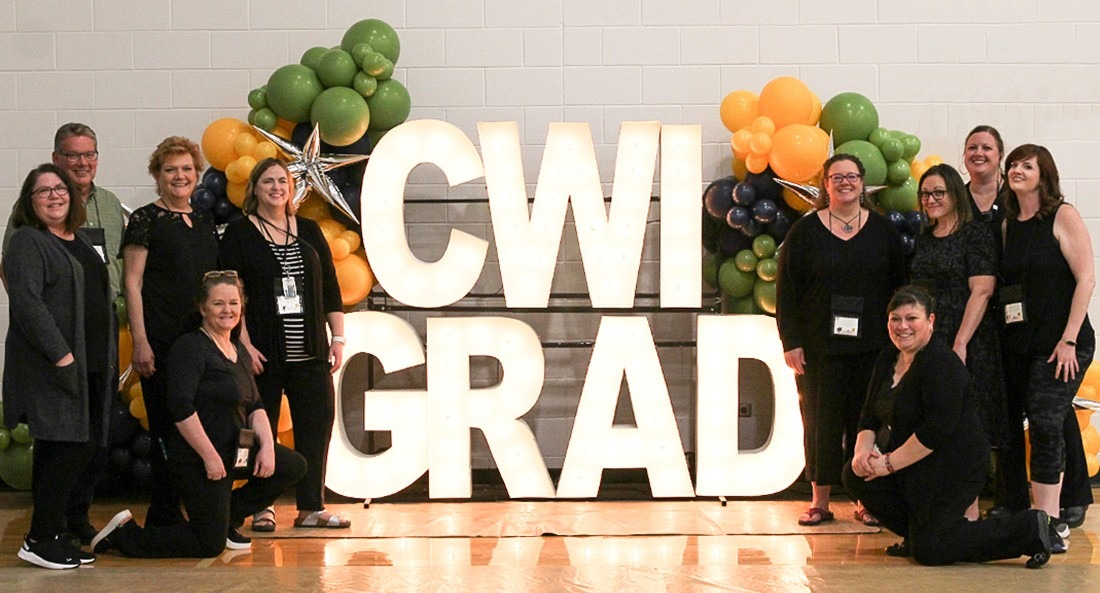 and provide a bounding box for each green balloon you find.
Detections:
[353,72,378,98]
[311,87,370,147]
[868,127,890,148]
[11,423,30,445]
[341,18,401,64]
[820,92,879,146]
[266,64,324,123]
[362,51,388,77]
[719,260,756,298]
[725,295,757,314]
[752,234,777,259]
[366,129,389,147]
[252,107,278,132]
[376,58,395,81]
[756,257,778,282]
[318,49,358,88]
[878,177,919,213]
[0,428,10,452]
[880,138,904,162]
[0,442,32,490]
[901,134,922,161]
[734,249,758,273]
[366,79,411,131]
[702,253,723,288]
[351,42,374,66]
[754,280,777,314]
[887,159,912,186]
[835,139,888,186]
[300,46,329,71]
[247,87,267,110]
